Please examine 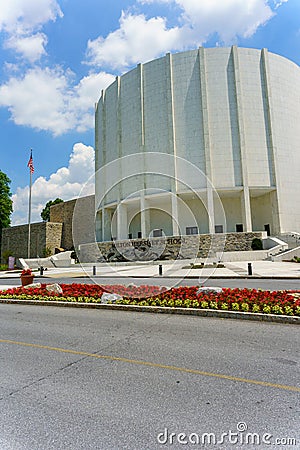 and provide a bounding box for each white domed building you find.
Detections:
[95,46,300,243]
